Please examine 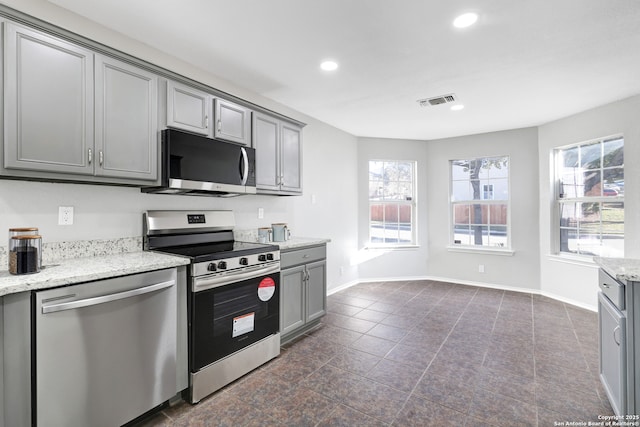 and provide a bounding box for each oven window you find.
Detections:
[191,274,279,371]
